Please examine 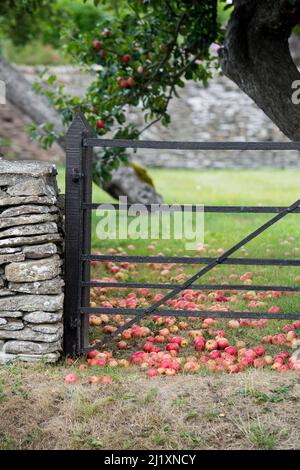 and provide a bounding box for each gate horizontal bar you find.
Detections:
[82,203,300,213]
[82,281,300,292]
[80,306,300,320]
[81,199,300,352]
[83,138,300,151]
[81,254,300,266]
